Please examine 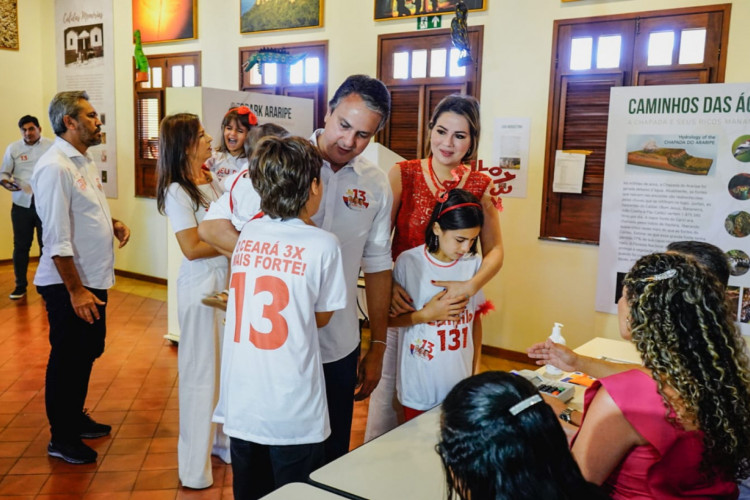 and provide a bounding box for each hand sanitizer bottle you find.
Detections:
[545,323,565,376]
